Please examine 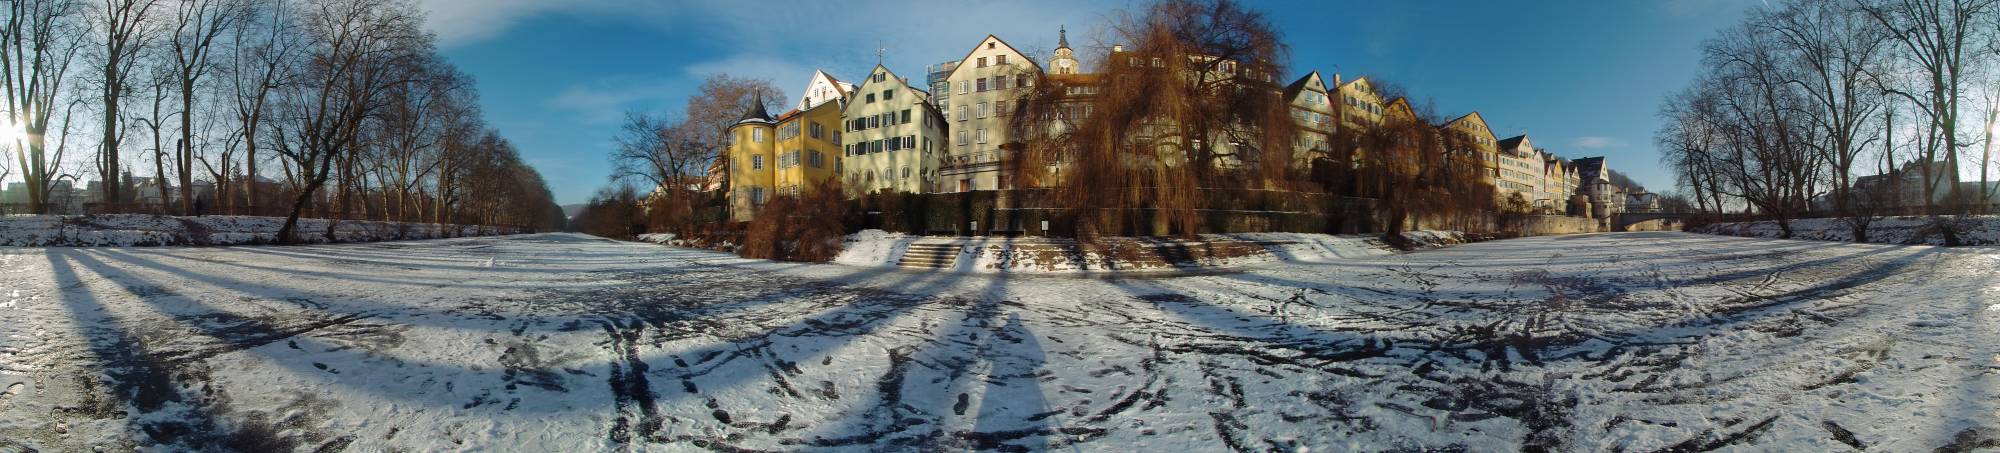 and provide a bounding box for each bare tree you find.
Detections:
[166,0,244,215]
[3,0,86,214]
[268,0,424,243]
[1014,0,1297,238]
[1767,0,1889,239]
[229,0,292,215]
[684,73,782,196]
[86,0,159,205]
[1859,0,1994,216]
